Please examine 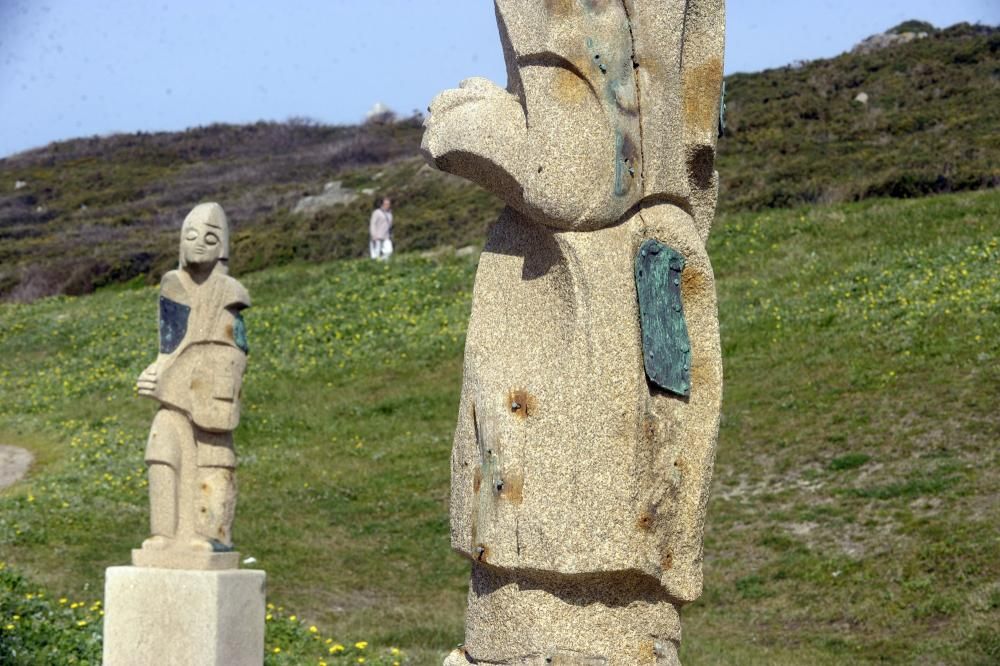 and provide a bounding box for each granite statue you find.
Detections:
[134,202,250,570]
[422,1,726,663]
